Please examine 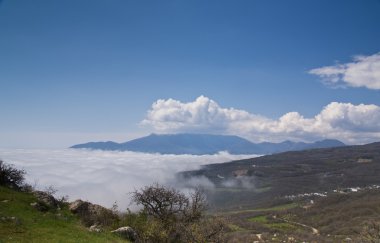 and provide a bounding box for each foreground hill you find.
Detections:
[70,133,345,155]
[179,141,380,209]
[0,186,126,243]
